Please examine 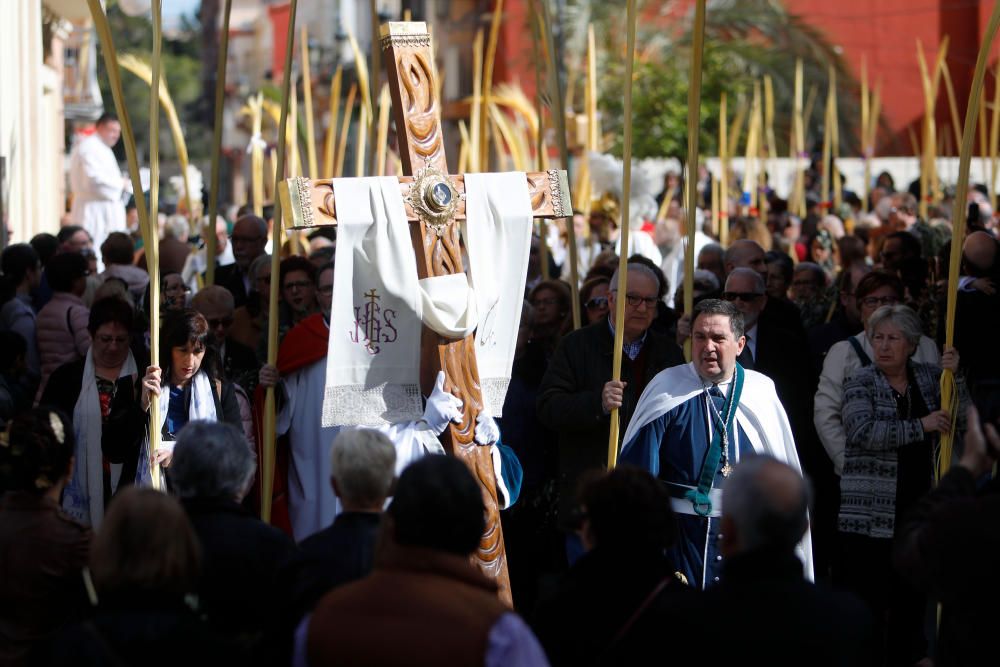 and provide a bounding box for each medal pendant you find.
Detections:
[721,462,733,478]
